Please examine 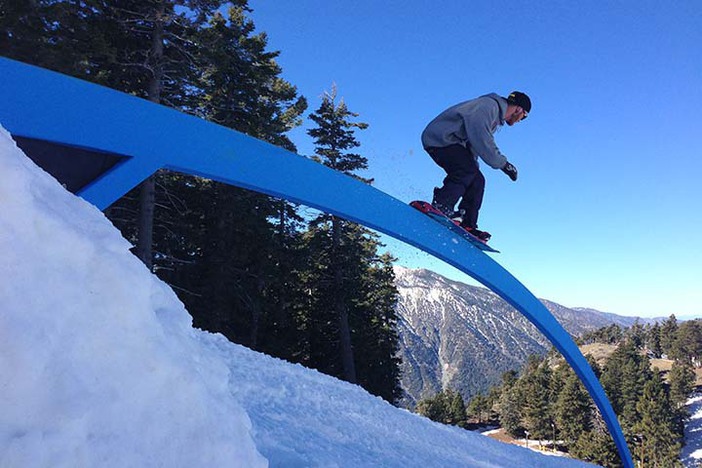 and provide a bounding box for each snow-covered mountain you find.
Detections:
[0,126,597,467]
[394,267,645,408]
